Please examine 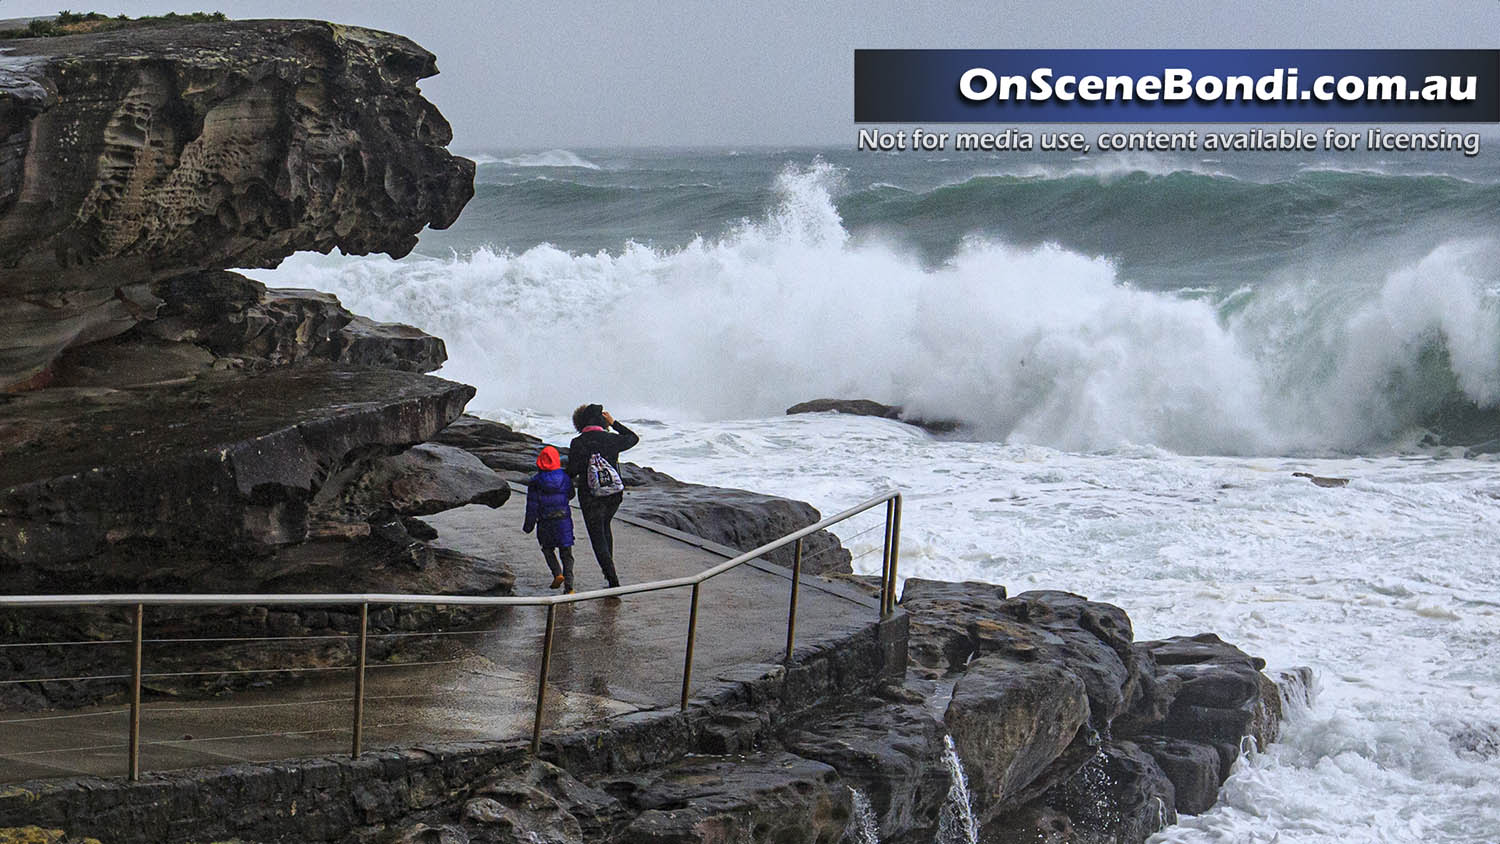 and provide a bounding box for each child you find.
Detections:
[522,445,576,593]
